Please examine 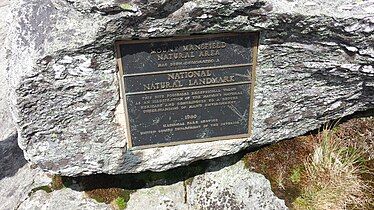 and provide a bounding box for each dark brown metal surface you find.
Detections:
[116,33,258,149]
